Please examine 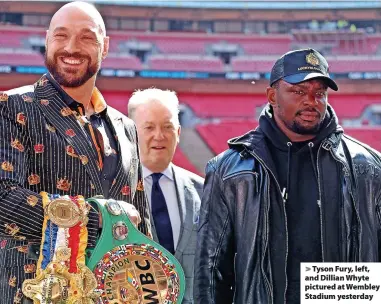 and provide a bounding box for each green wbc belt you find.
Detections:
[86,198,185,304]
